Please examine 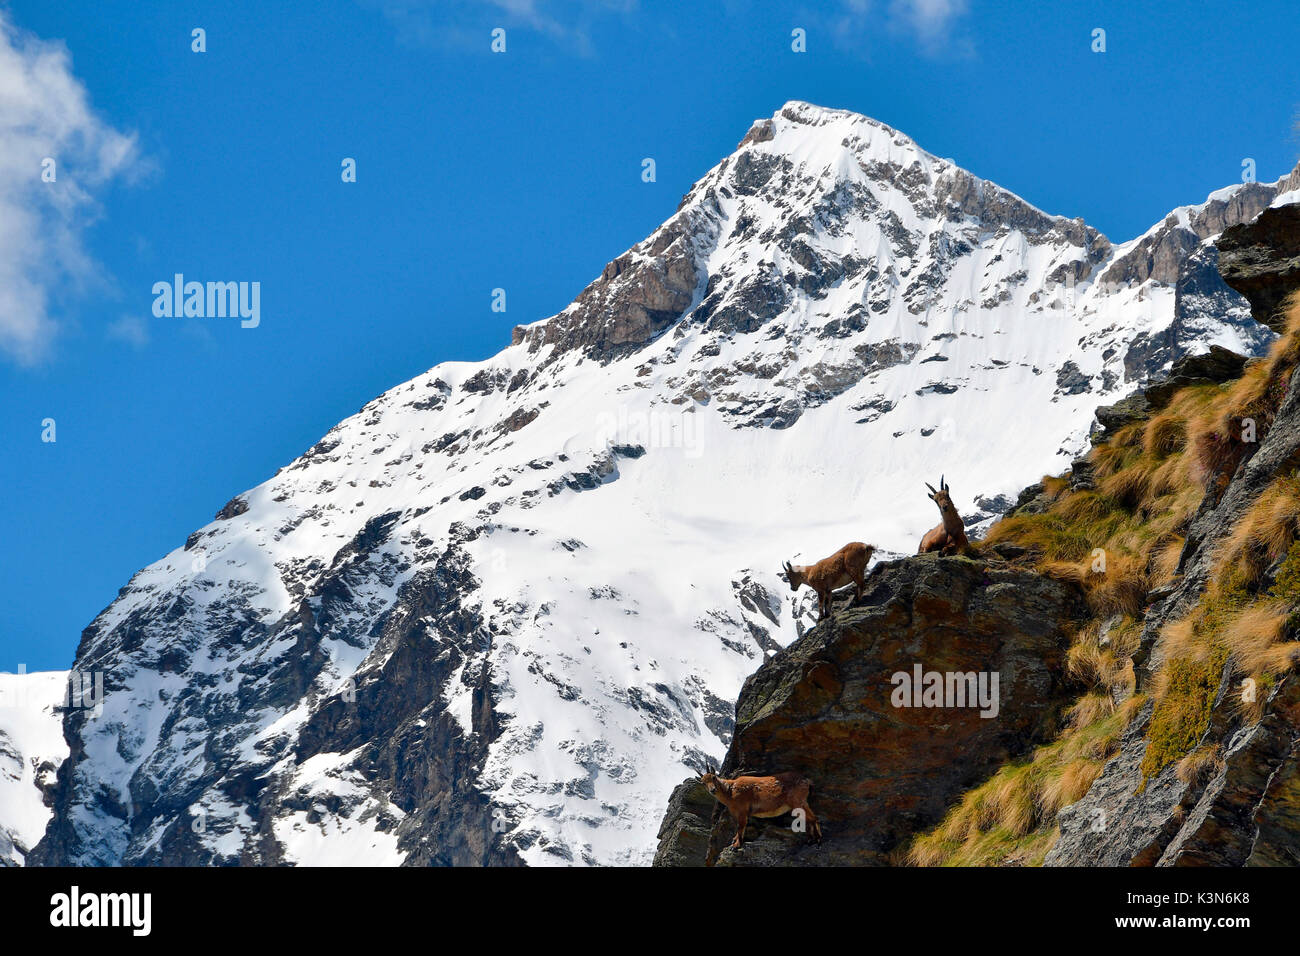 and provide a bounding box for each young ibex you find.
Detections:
[782,541,875,620]
[698,765,822,850]
[918,475,973,556]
